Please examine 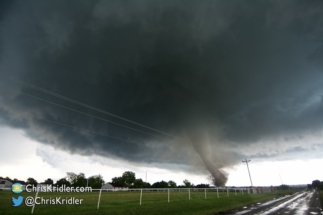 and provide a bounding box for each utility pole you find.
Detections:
[242,159,253,187]
[279,174,283,184]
